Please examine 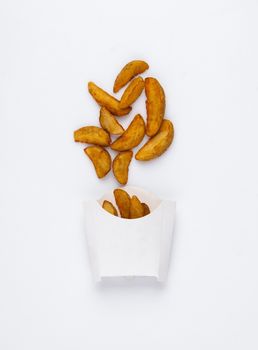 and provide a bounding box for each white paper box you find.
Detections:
[84,186,176,282]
